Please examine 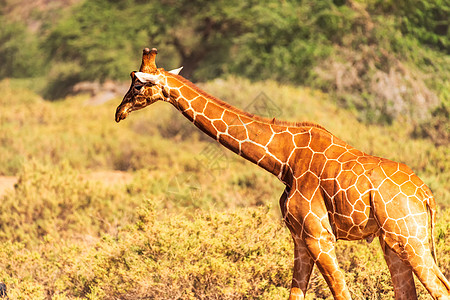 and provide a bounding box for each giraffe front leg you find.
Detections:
[302,232,351,300]
[280,188,315,299]
[289,237,315,300]
[286,209,351,299]
[285,186,351,299]
[379,237,417,300]
[280,189,315,299]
